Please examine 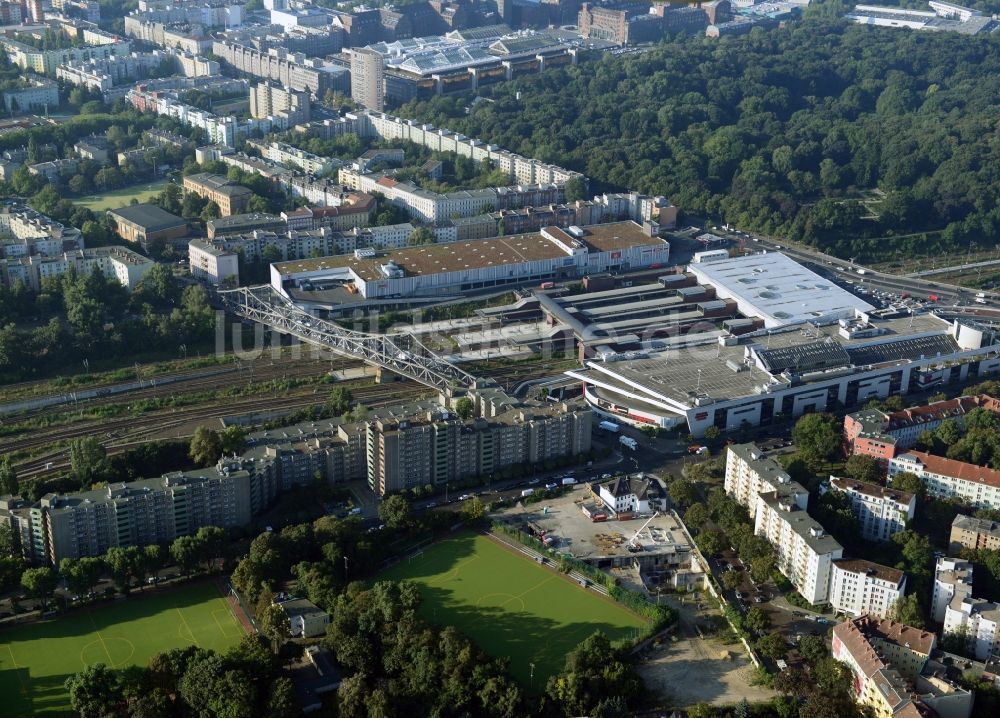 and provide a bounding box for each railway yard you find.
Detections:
[0,348,575,483]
